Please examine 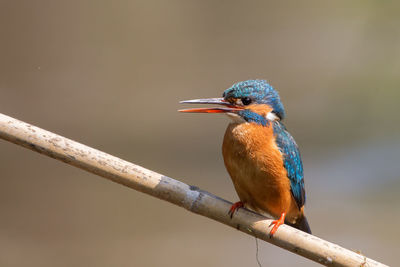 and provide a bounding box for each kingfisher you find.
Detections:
[179,80,311,236]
